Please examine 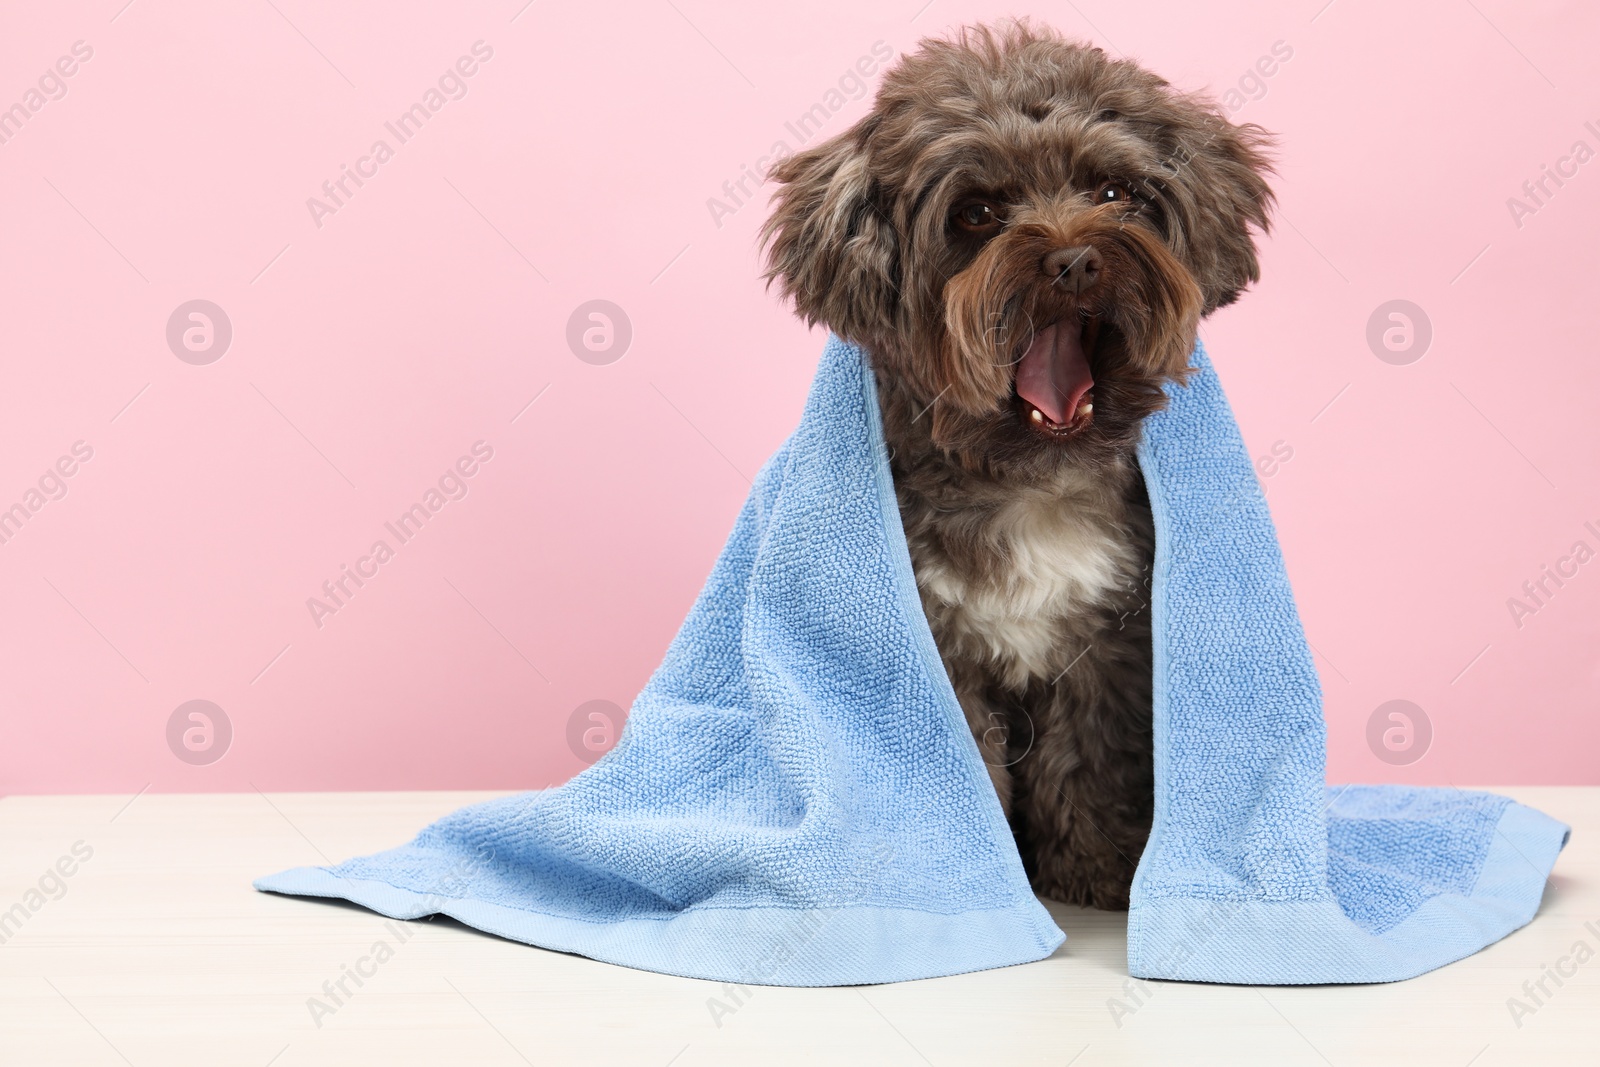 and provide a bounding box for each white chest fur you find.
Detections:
[907,476,1143,689]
